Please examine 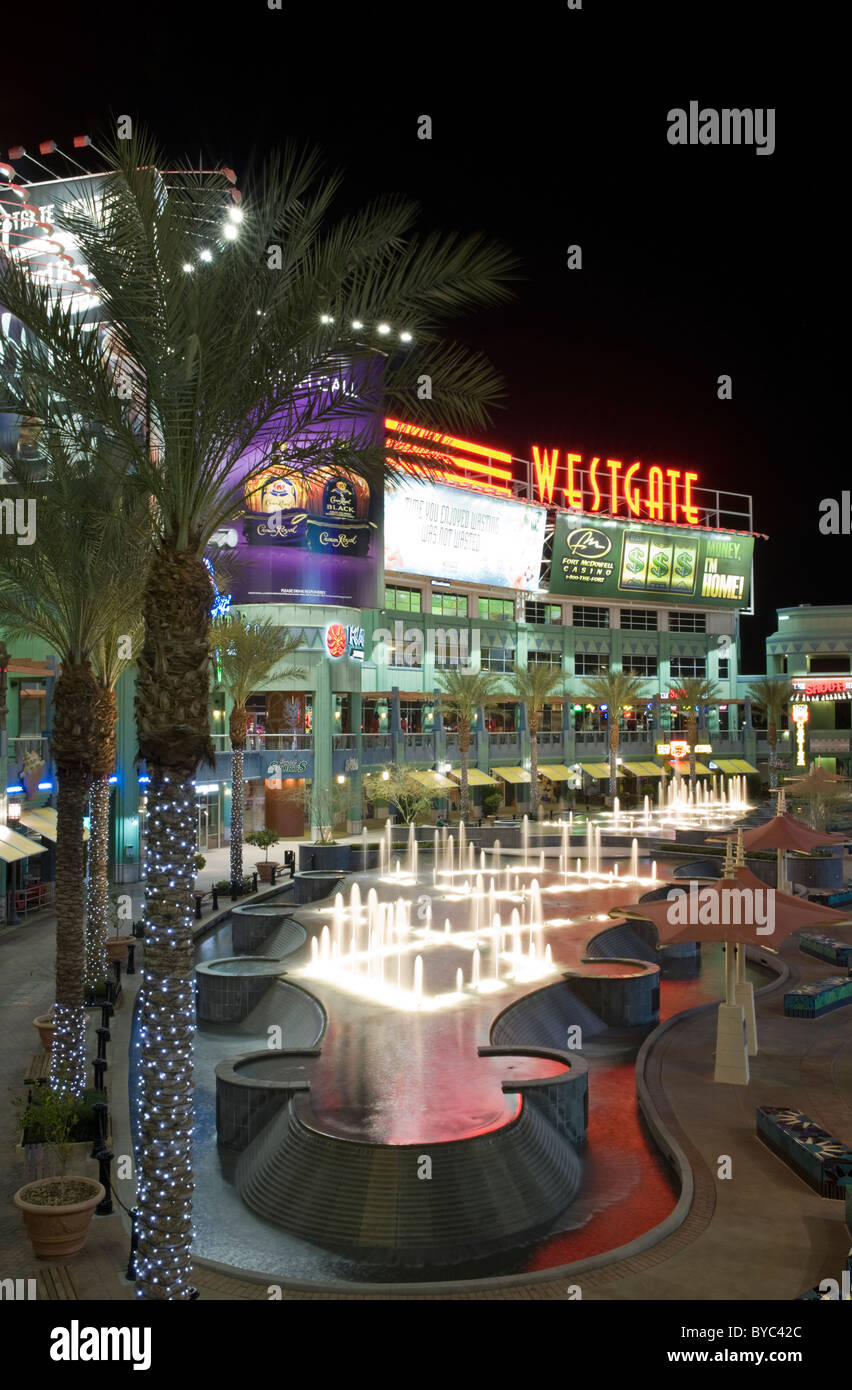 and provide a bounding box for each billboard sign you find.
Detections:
[550,514,753,609]
[384,477,547,589]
